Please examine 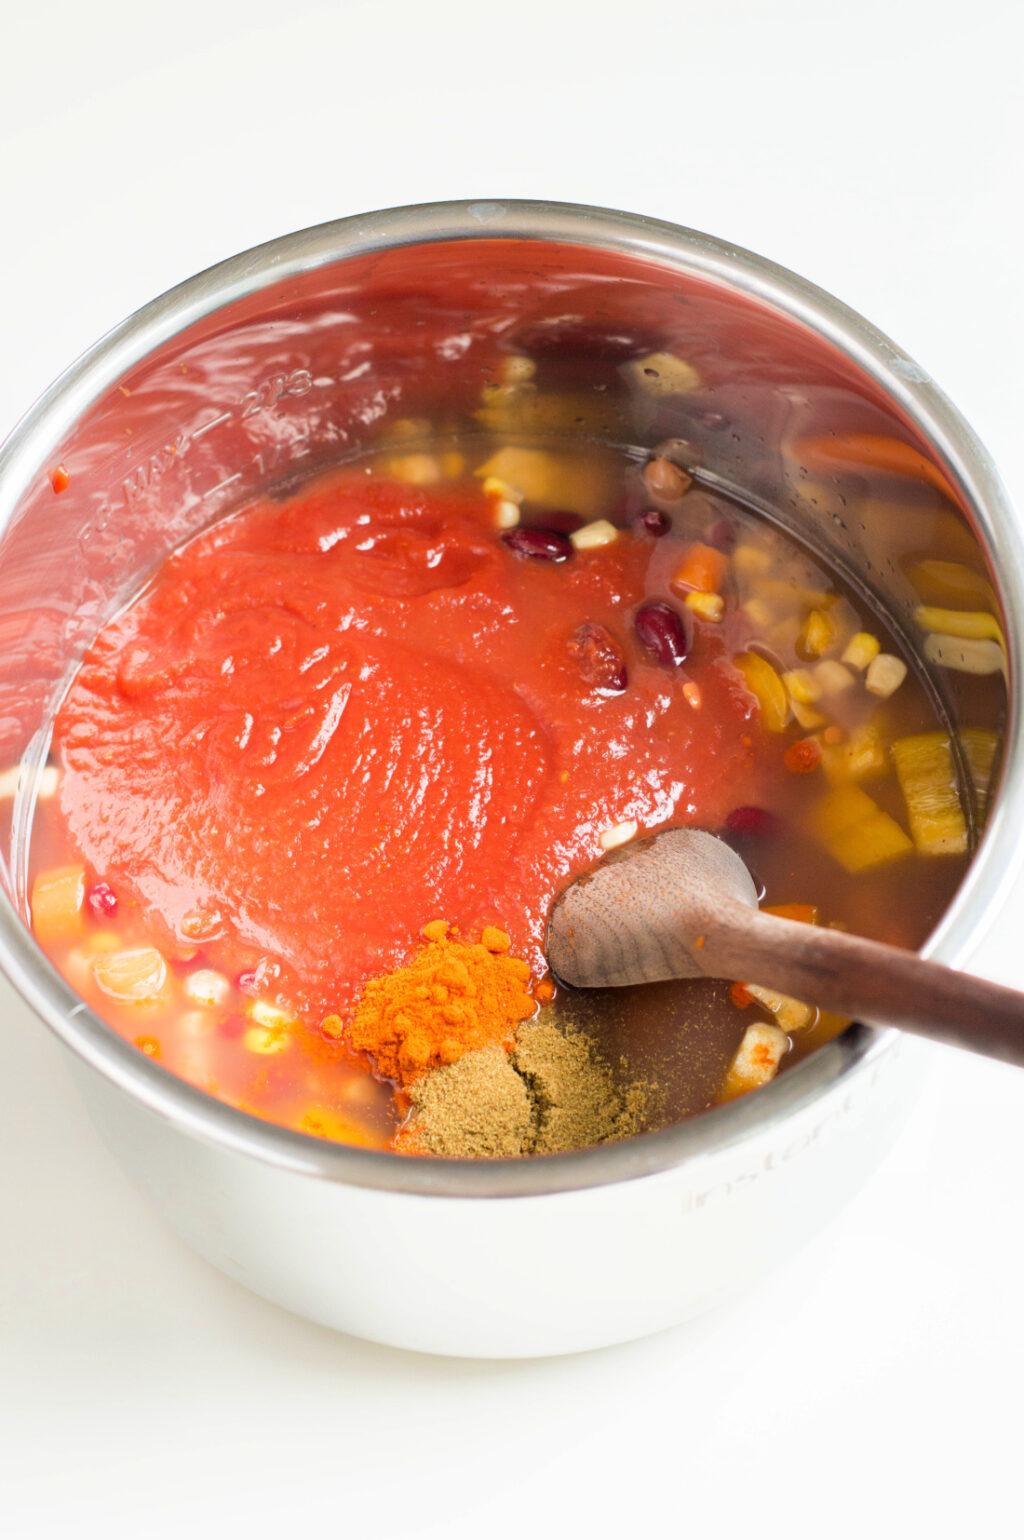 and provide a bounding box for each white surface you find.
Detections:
[3,0,1023,1532]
